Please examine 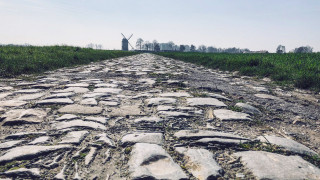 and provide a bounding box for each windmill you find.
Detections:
[121,33,134,51]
